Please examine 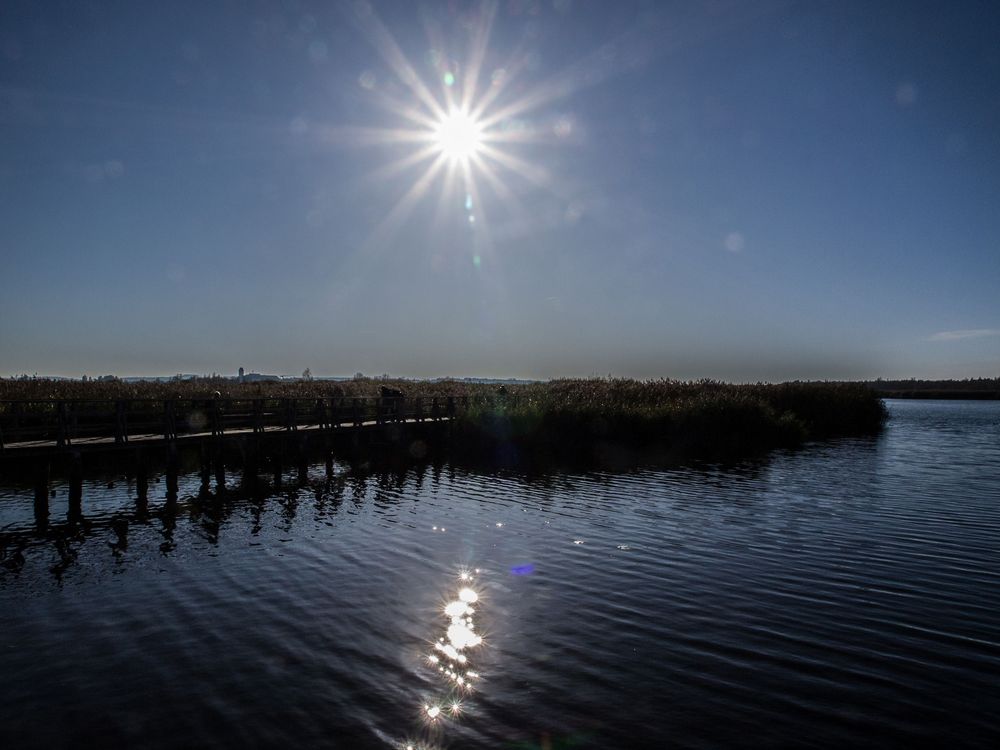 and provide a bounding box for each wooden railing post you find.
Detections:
[314,398,328,431]
[253,398,264,434]
[115,400,129,444]
[164,399,177,440]
[210,397,224,437]
[56,401,69,448]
